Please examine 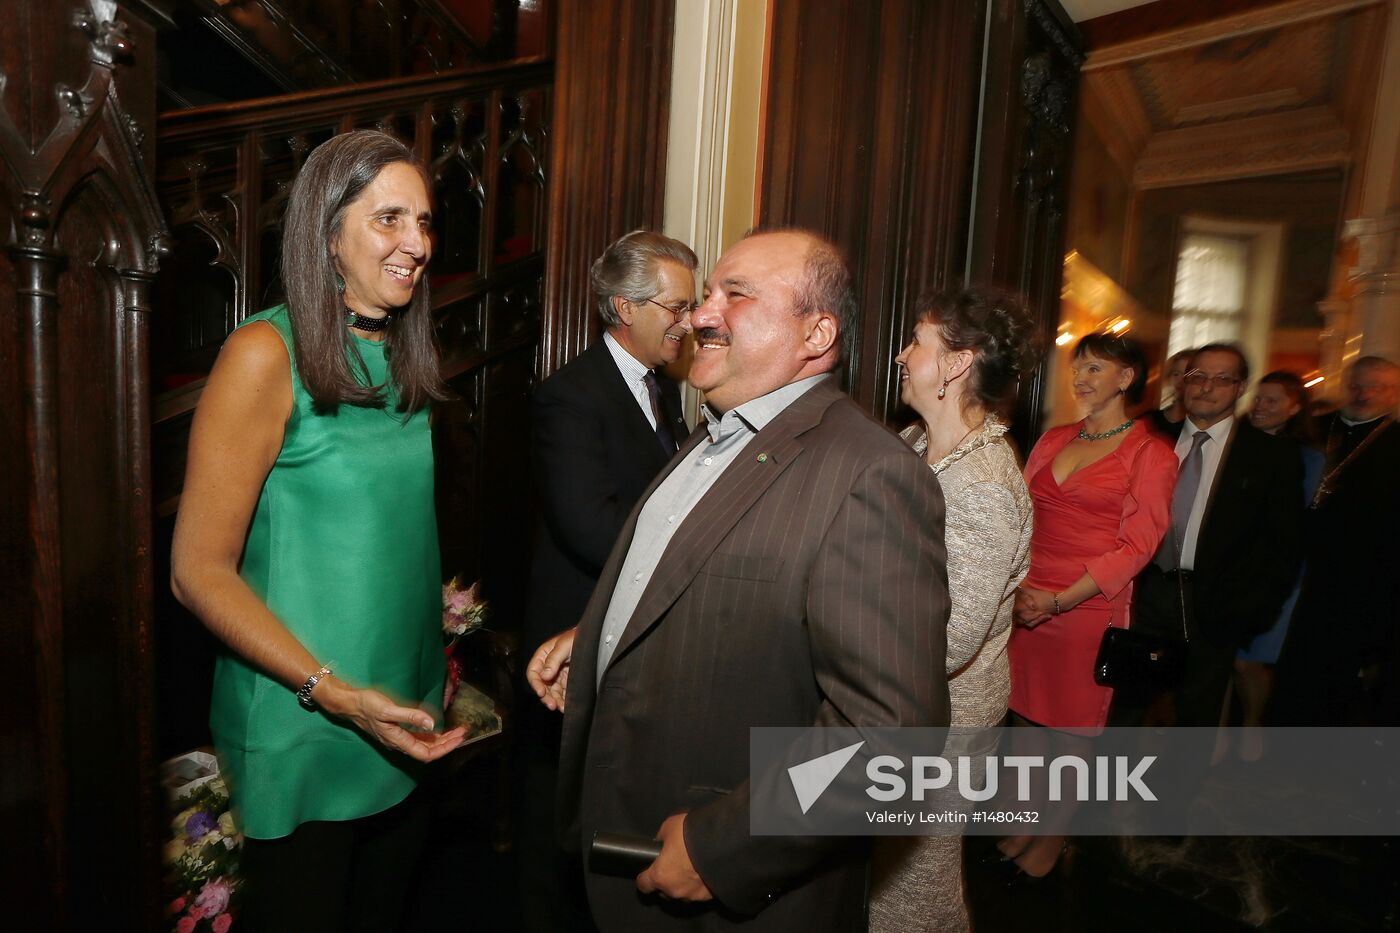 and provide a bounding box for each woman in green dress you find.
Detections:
[171,130,465,931]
